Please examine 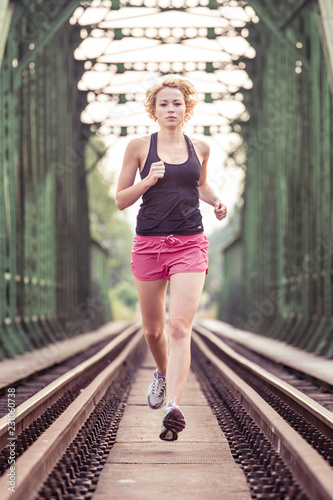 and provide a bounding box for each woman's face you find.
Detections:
[154,87,186,127]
